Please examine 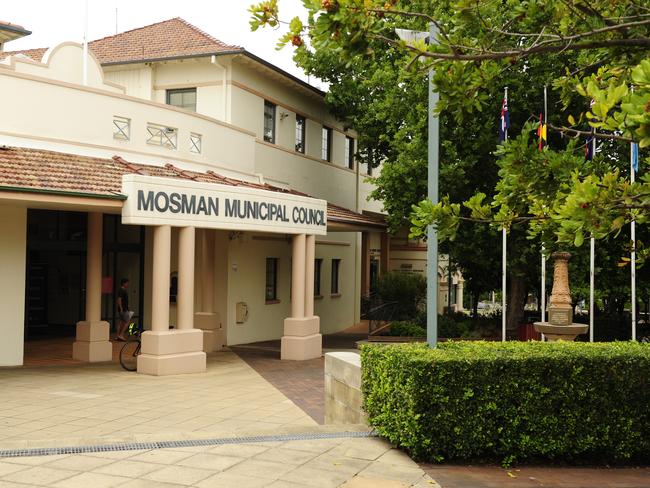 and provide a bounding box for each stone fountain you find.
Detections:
[534,251,589,341]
